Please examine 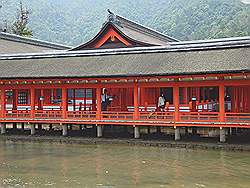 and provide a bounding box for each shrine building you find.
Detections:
[0,11,249,142]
